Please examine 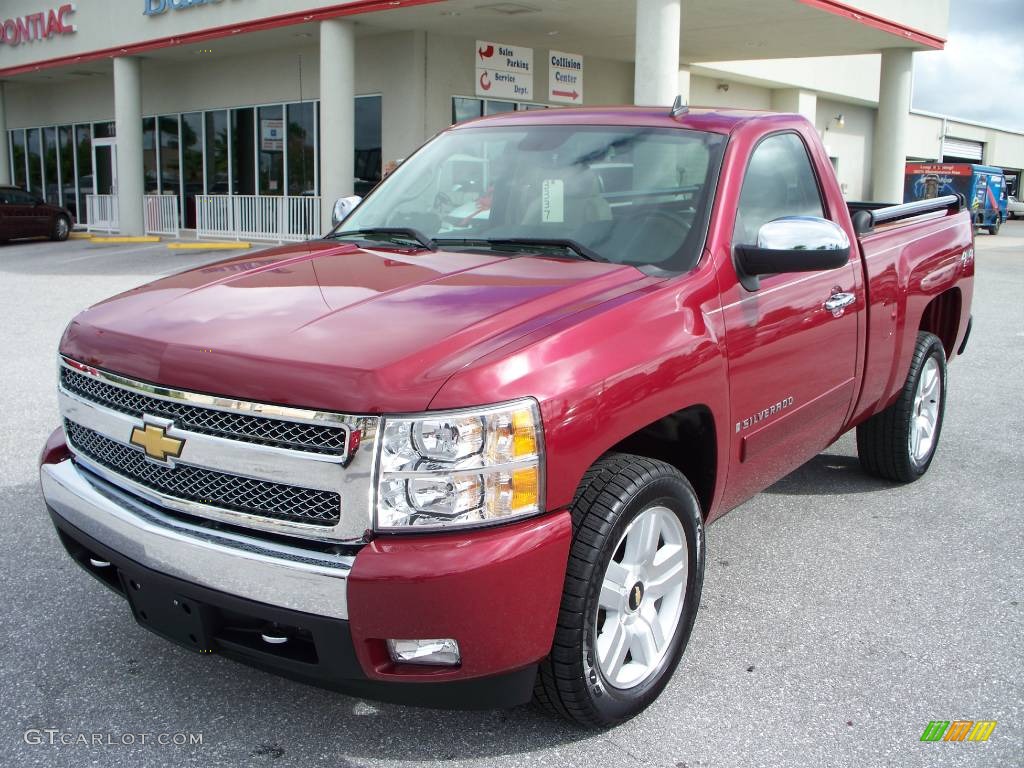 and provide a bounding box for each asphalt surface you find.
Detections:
[1,228,1021,767]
